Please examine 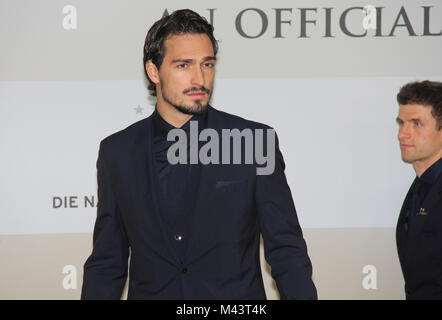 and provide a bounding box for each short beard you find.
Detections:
[162,86,211,116]
[172,101,208,116]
